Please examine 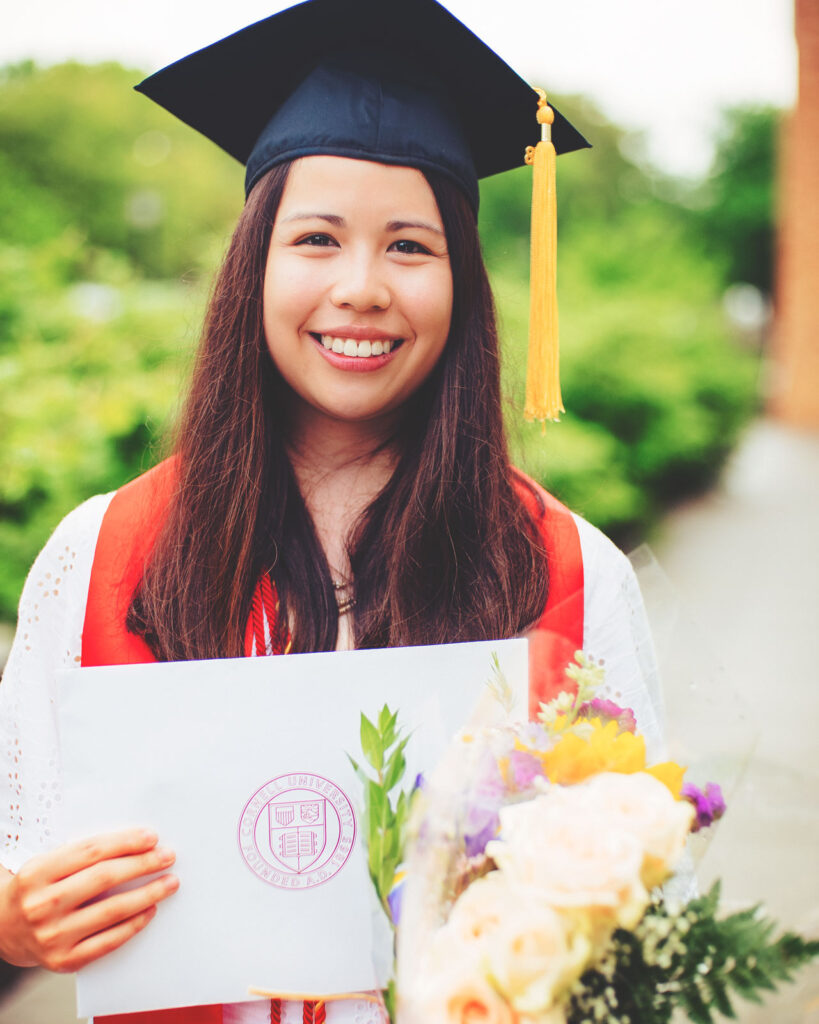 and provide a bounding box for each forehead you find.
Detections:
[277,156,442,222]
